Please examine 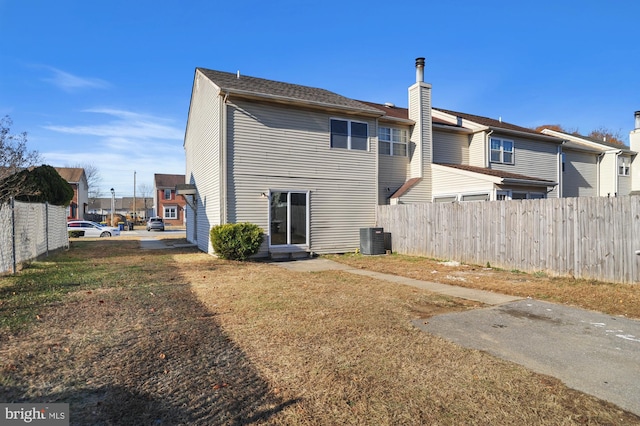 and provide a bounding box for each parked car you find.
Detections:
[146,217,165,231]
[68,221,121,237]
